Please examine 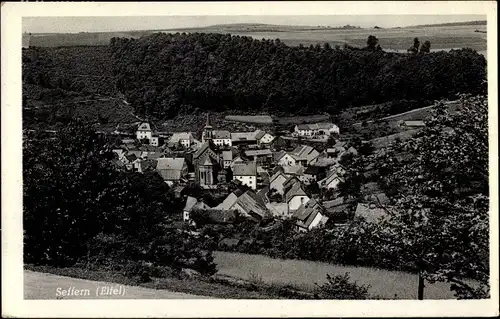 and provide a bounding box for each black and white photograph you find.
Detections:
[2,1,498,317]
